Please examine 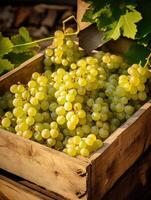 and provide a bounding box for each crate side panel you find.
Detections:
[102,147,151,200]
[0,131,88,200]
[90,101,151,200]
